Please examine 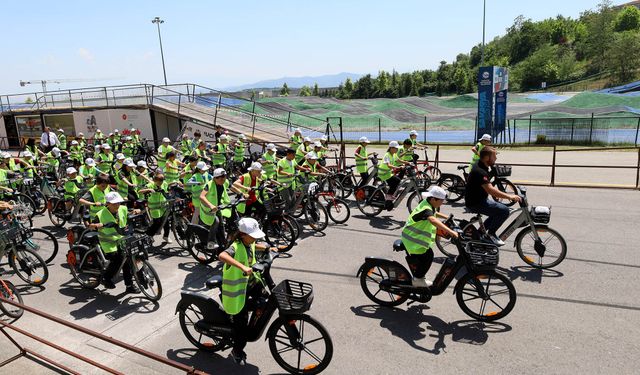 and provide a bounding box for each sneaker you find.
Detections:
[489,234,505,247]
[102,279,116,289]
[163,236,173,244]
[411,278,433,288]
[125,284,140,294]
[230,350,247,366]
